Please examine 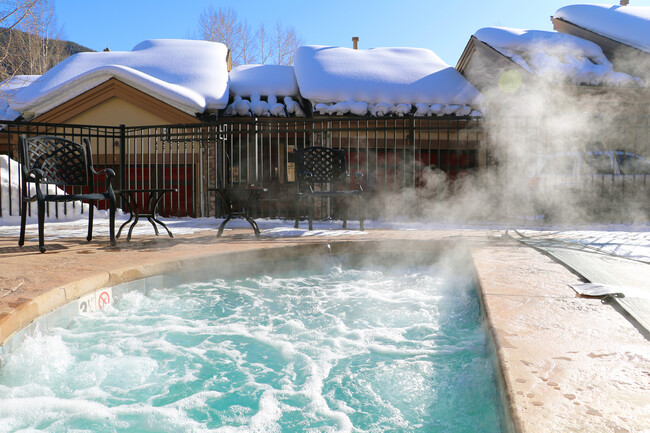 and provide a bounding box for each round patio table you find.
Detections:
[115,188,177,241]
